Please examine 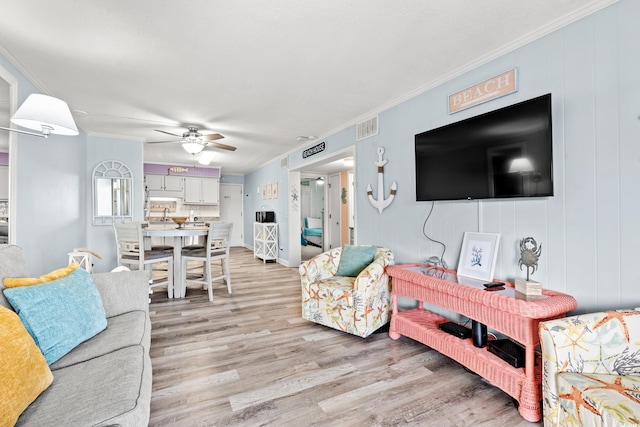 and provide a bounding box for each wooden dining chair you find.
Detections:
[181,222,233,302]
[113,221,175,298]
